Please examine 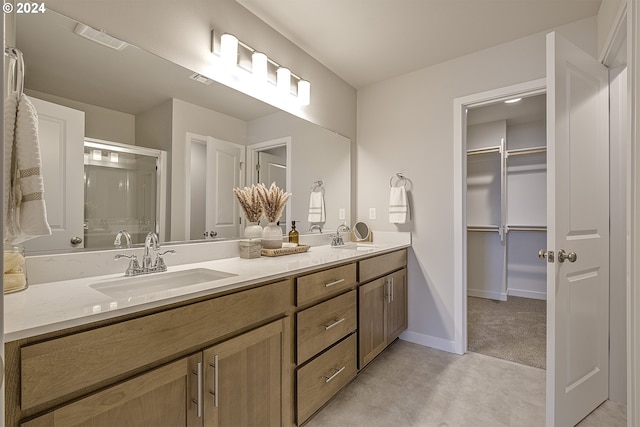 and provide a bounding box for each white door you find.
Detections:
[545,32,610,426]
[24,98,84,252]
[258,151,287,230]
[205,136,244,239]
